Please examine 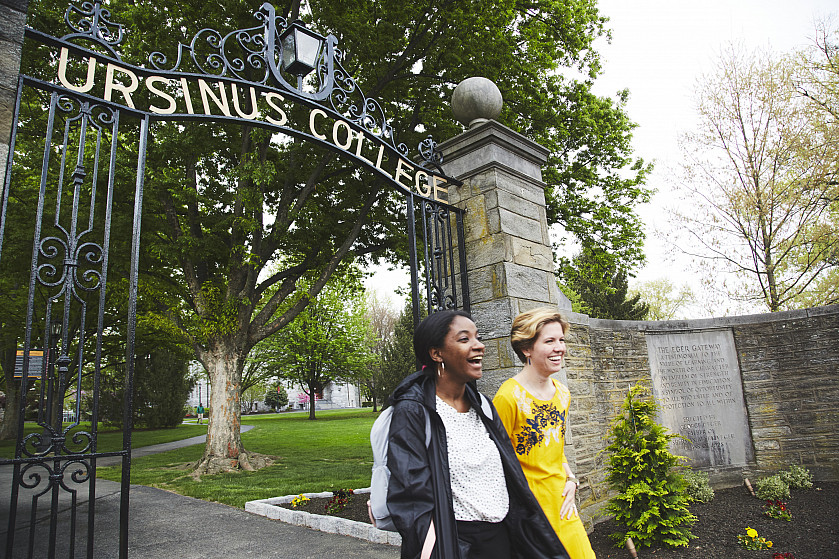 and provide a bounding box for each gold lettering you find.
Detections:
[104,63,138,109]
[180,78,195,114]
[375,144,386,171]
[198,80,231,117]
[58,47,96,93]
[415,170,431,197]
[146,76,177,114]
[354,131,373,165]
[395,159,414,190]
[309,108,327,140]
[231,83,258,119]
[262,92,288,126]
[332,119,353,150]
[433,175,448,202]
